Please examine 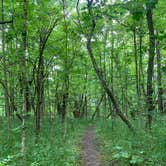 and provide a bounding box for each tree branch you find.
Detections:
[0,20,13,24]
